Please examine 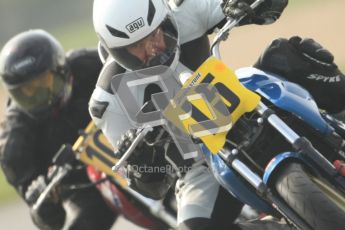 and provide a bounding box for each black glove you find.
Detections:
[222,0,288,25]
[25,175,66,230]
[29,200,66,230]
[114,127,165,164]
[115,129,138,160]
[115,128,176,199]
[288,36,335,66]
[254,36,345,113]
[25,175,48,205]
